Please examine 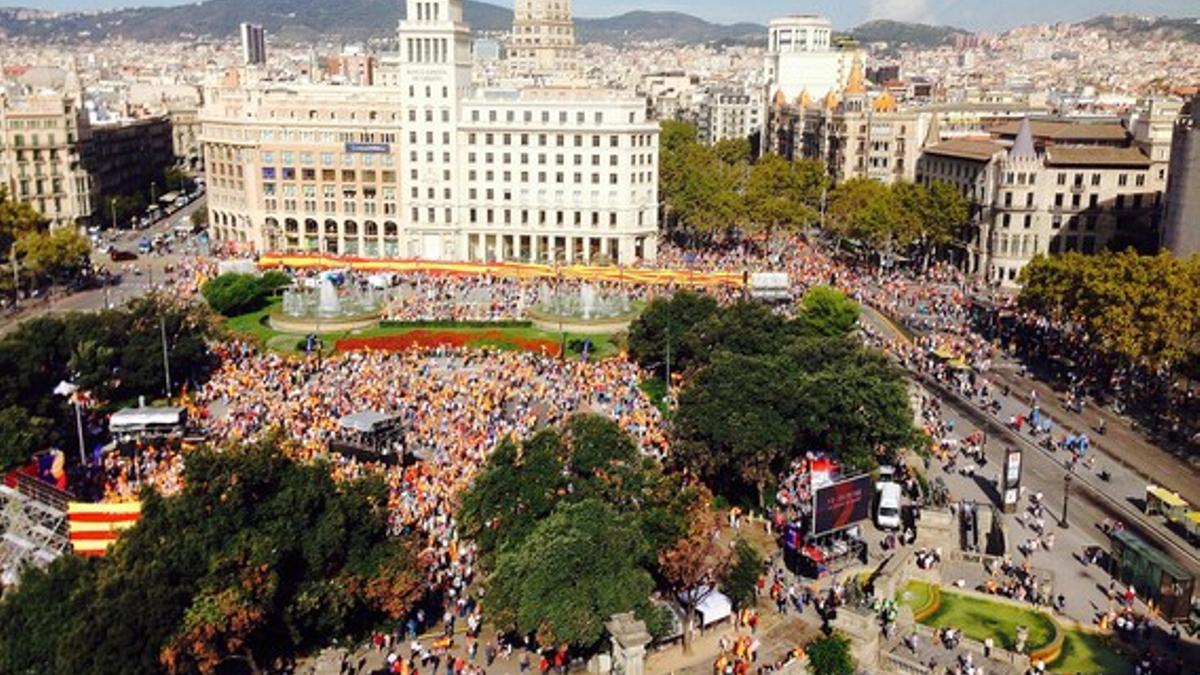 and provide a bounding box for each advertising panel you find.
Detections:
[812,474,874,535]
